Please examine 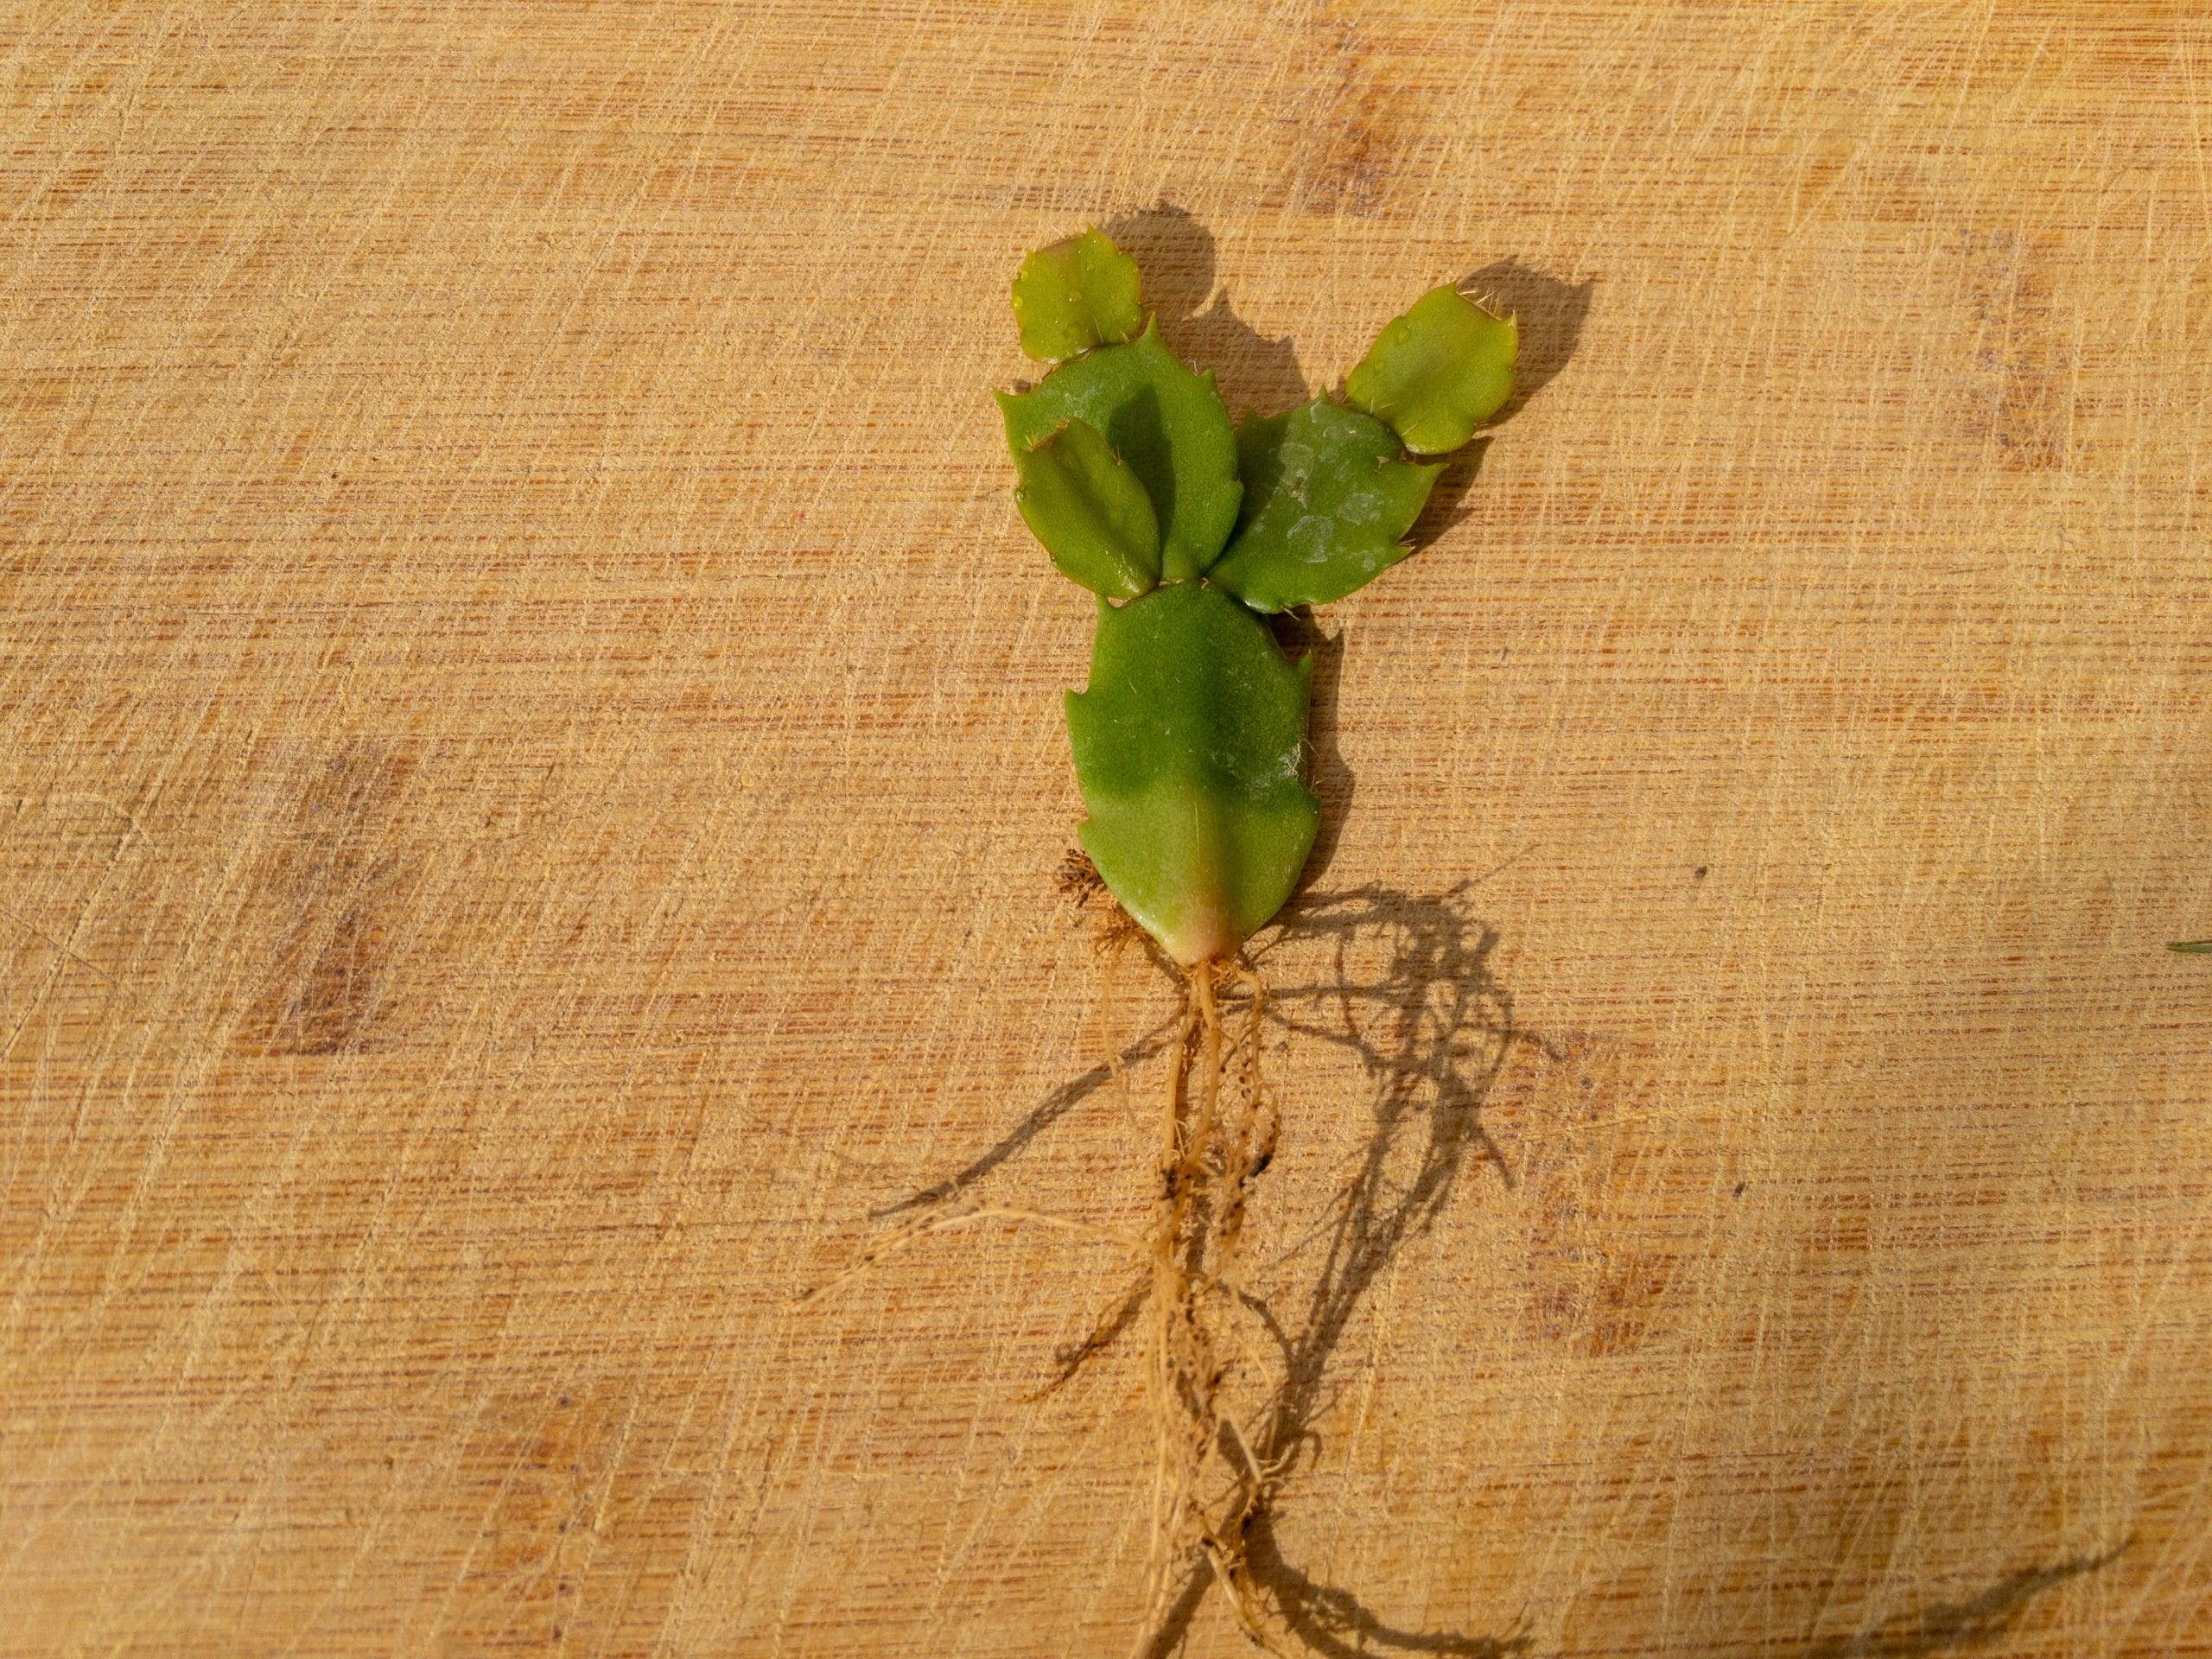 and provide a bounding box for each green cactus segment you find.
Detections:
[1208,399,1443,613]
[998,319,1242,582]
[1344,285,1517,455]
[1014,418,1162,599]
[1011,229,1146,362]
[1065,582,1319,964]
